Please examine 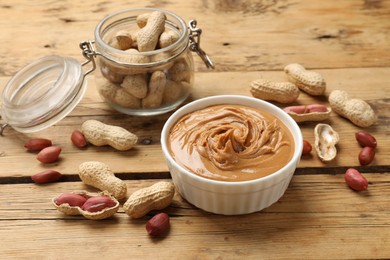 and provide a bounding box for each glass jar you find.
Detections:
[85,8,212,116]
[0,7,212,134]
[92,8,202,116]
